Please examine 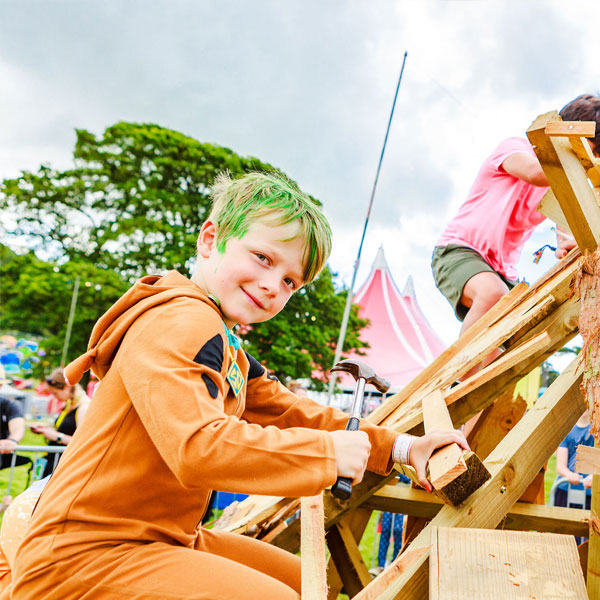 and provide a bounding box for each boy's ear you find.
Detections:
[197,221,218,258]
